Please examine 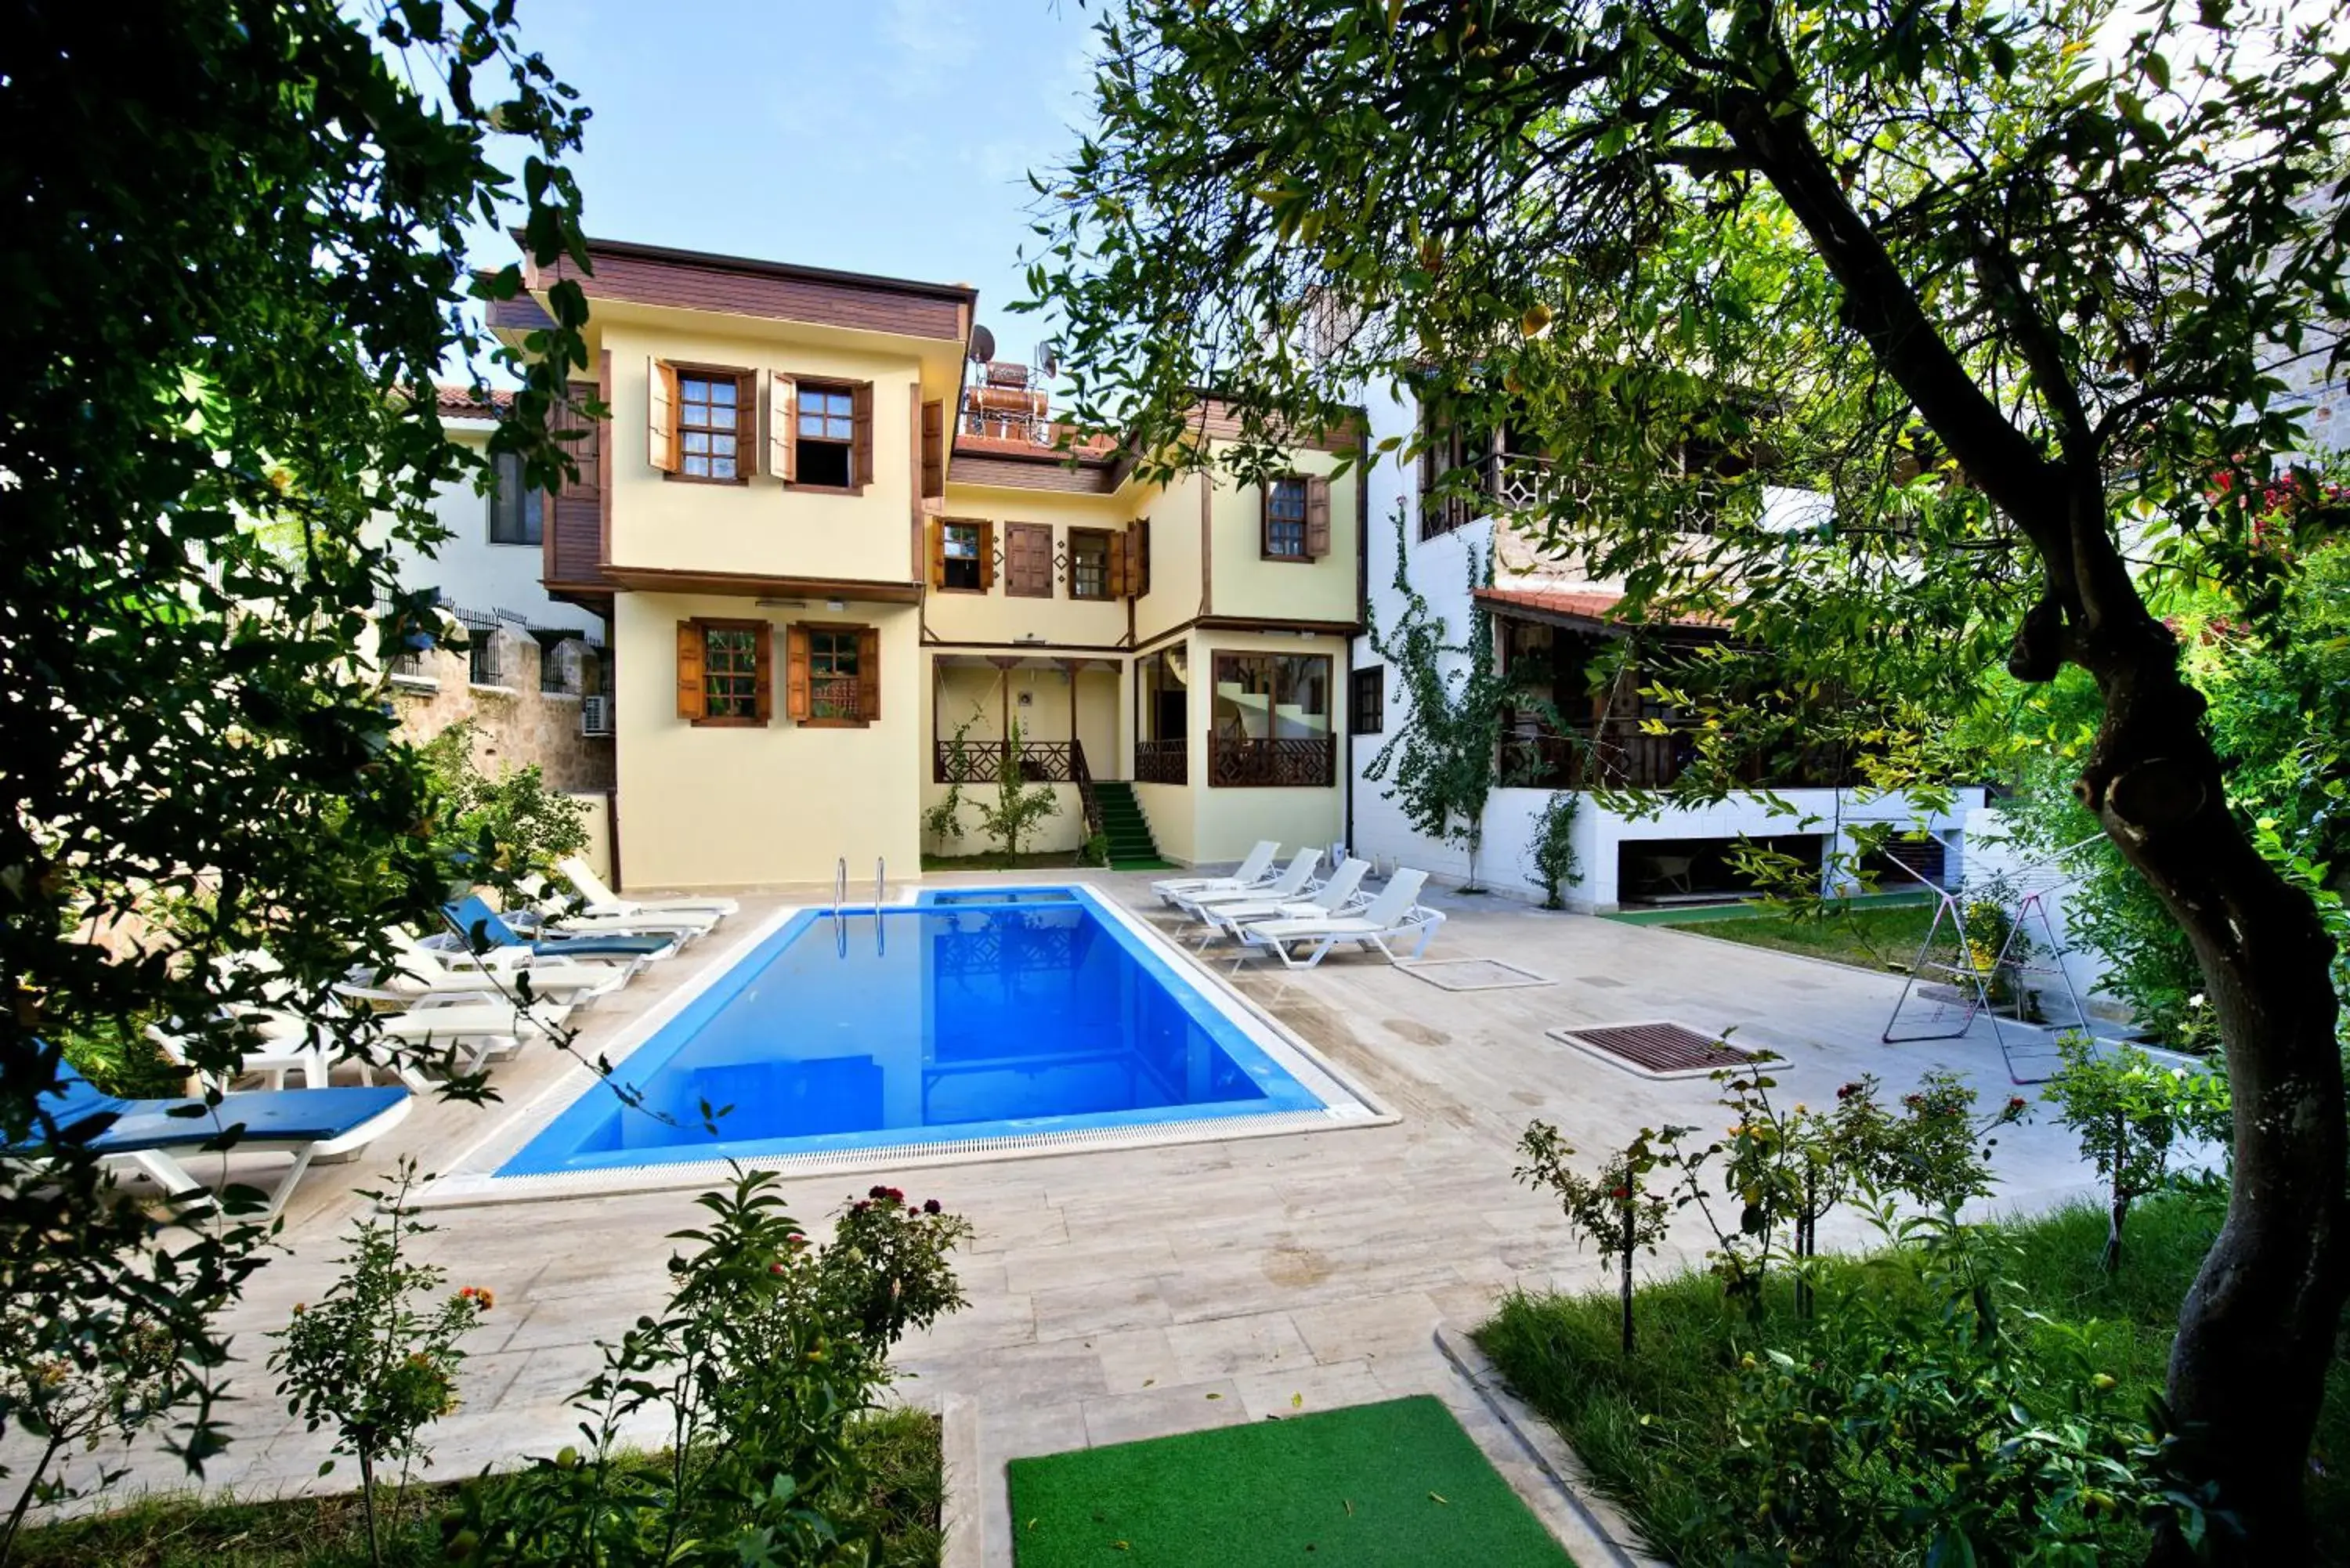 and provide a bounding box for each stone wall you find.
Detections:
[389,627,615,793]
